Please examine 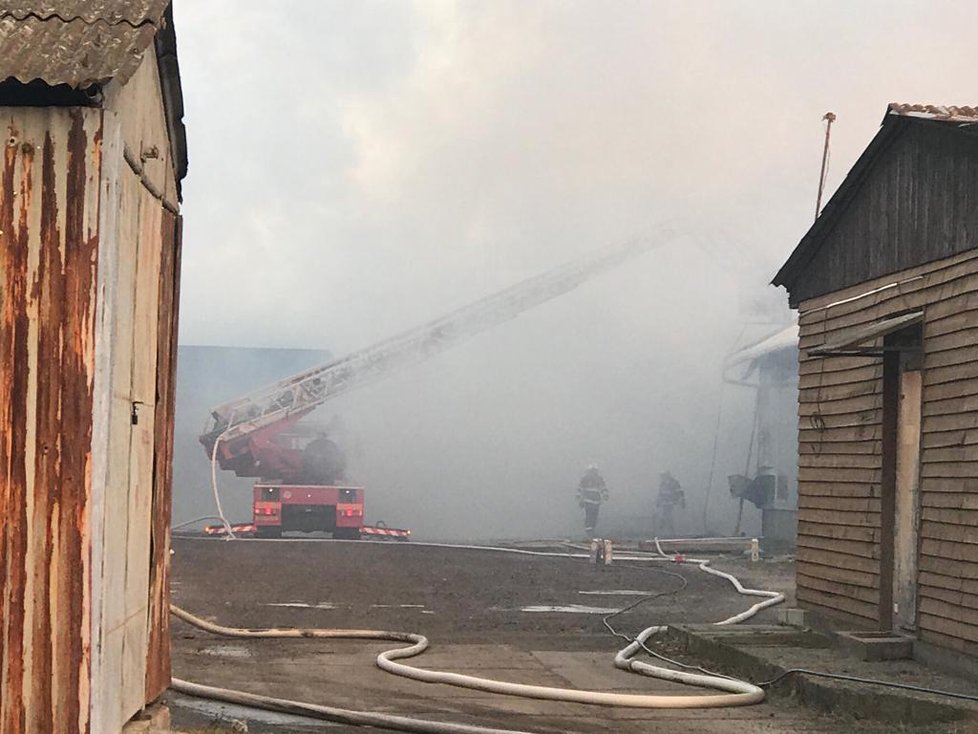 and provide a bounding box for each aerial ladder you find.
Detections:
[199,233,664,538]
